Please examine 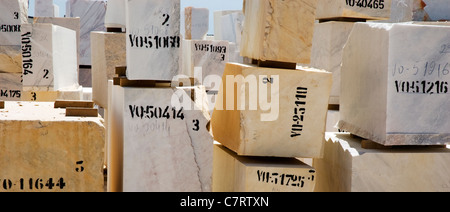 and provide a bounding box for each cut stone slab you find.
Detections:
[110,85,212,192]
[21,23,79,92]
[313,133,450,192]
[66,0,106,66]
[213,10,244,46]
[91,31,126,109]
[0,0,28,46]
[184,7,209,40]
[0,72,22,101]
[213,143,316,192]
[181,39,229,91]
[339,22,450,146]
[33,17,81,69]
[211,63,332,158]
[316,0,392,20]
[21,86,83,102]
[0,45,22,73]
[104,0,126,29]
[126,0,181,80]
[240,0,317,64]
[0,101,105,192]
[310,21,354,105]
